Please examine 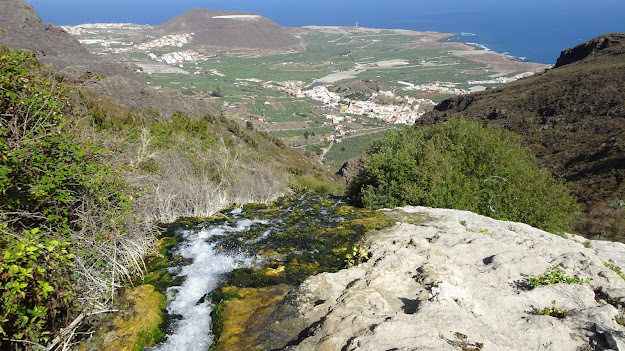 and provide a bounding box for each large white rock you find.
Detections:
[275,207,625,351]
